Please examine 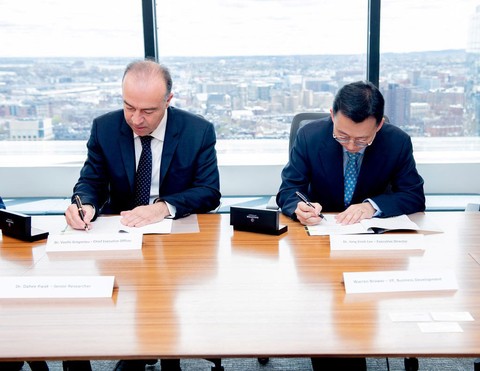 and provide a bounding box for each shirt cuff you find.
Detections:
[154,198,176,218]
[364,199,382,217]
